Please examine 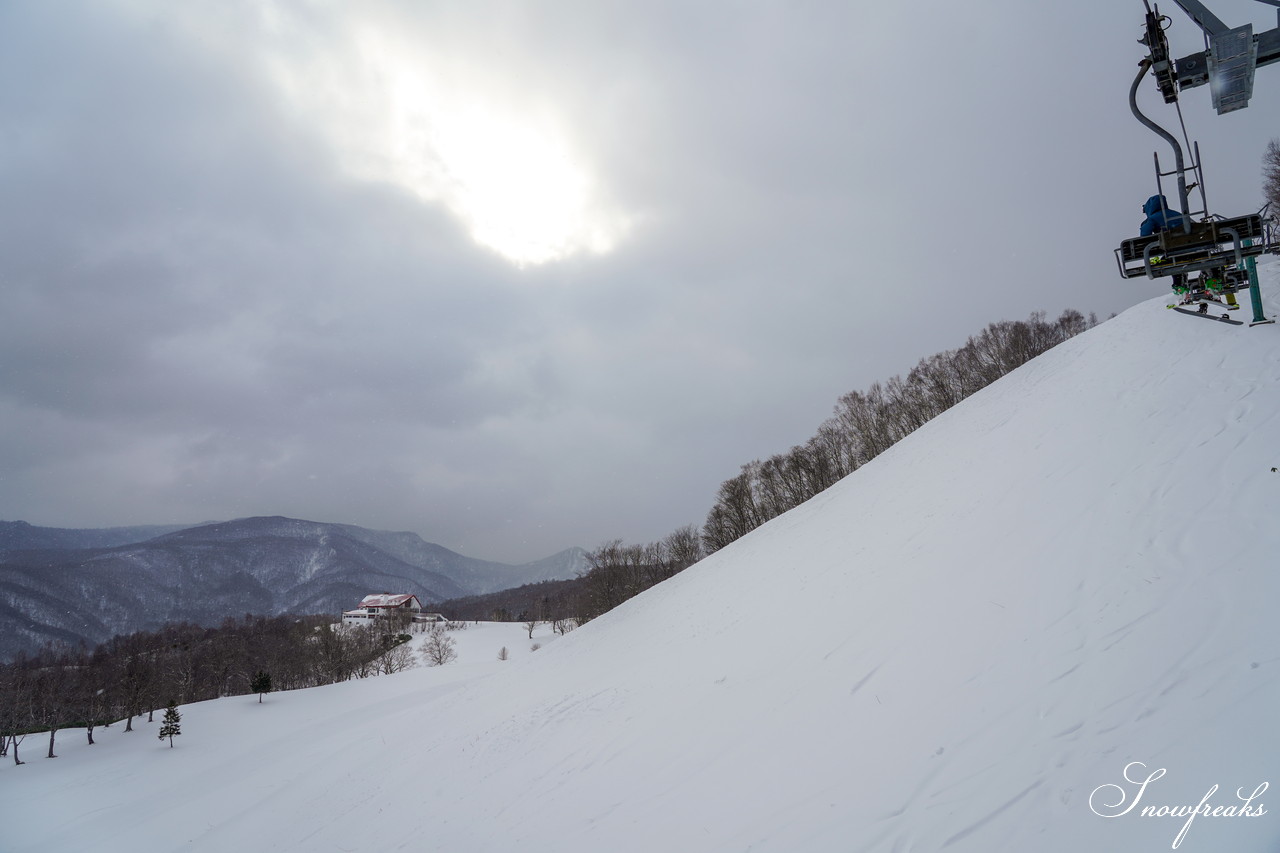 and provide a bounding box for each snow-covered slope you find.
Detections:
[6,262,1280,852]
